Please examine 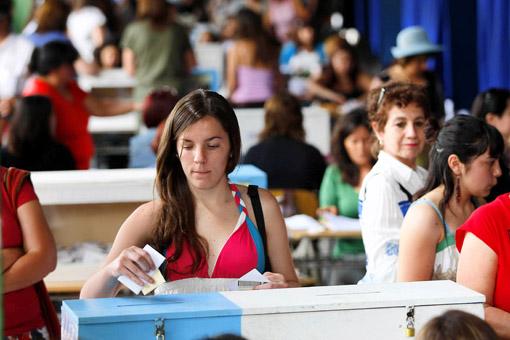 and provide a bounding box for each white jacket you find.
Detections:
[358,151,427,284]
